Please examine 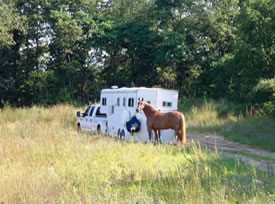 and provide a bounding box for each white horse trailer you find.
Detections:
[100,87,179,143]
